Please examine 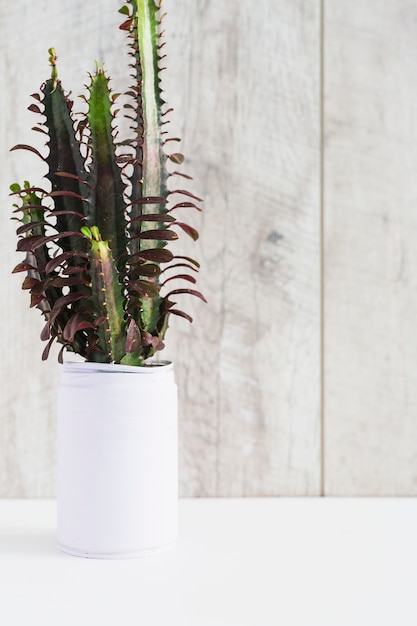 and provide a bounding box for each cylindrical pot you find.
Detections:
[57,361,178,559]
